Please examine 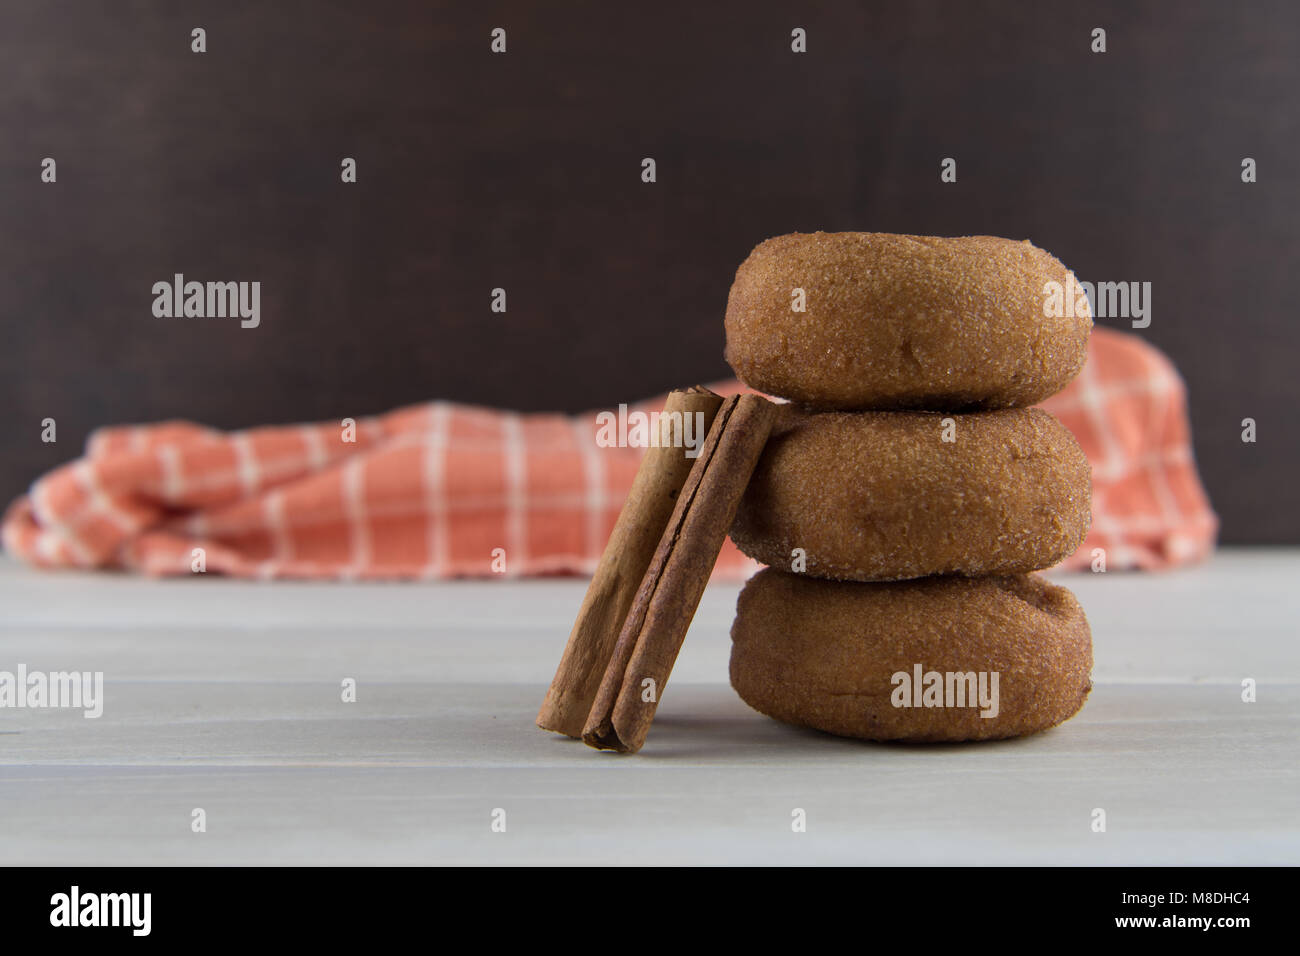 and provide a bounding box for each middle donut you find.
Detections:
[730,404,1091,582]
